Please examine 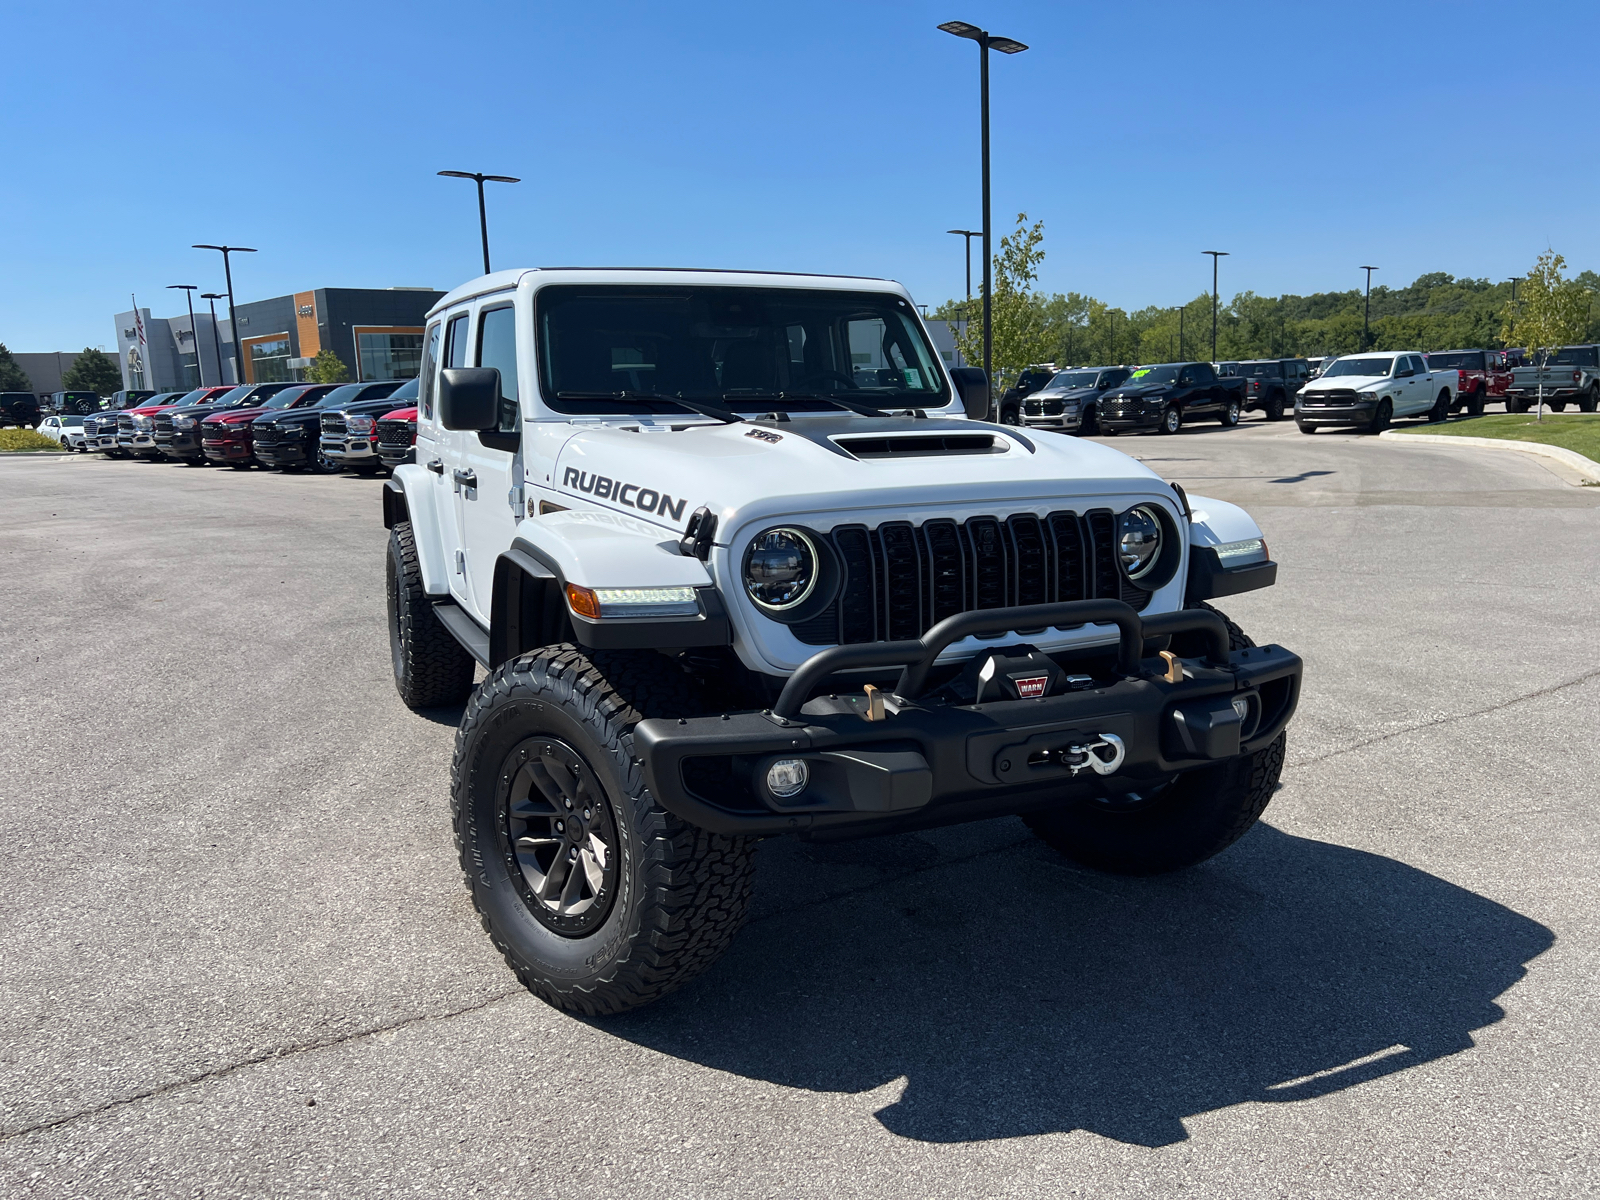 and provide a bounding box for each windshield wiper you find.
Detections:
[722,389,892,419]
[555,390,745,425]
